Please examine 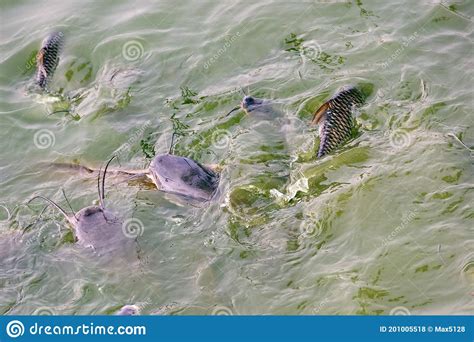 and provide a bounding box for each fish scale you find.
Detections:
[35,32,64,89]
[313,87,365,158]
